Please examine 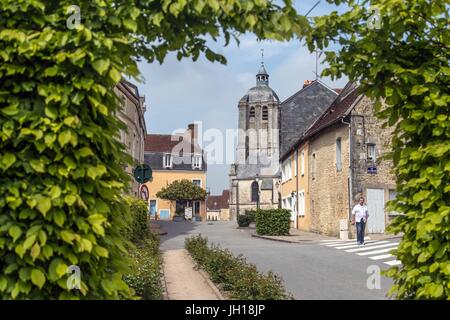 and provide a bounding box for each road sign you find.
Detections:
[367,166,377,174]
[133,164,152,183]
[140,184,149,201]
